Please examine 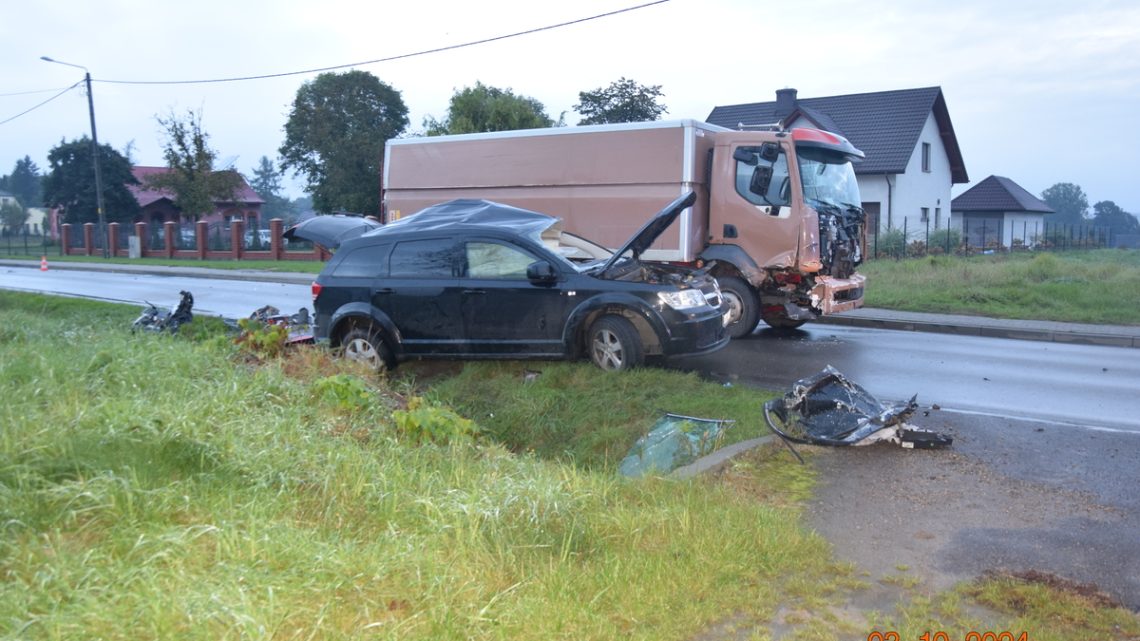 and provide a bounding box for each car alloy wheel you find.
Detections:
[588,316,643,371]
[341,327,391,371]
